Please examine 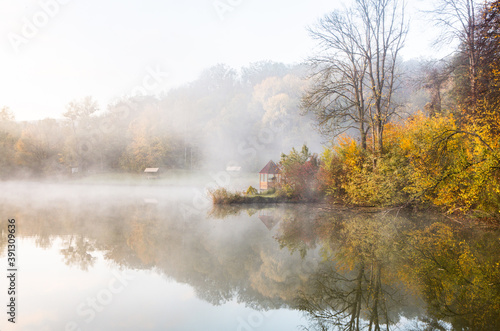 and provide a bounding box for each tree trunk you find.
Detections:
[360,121,367,150]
